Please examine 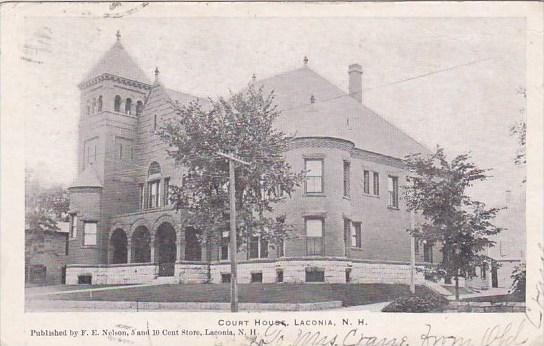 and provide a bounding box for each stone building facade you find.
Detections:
[66,33,439,285]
